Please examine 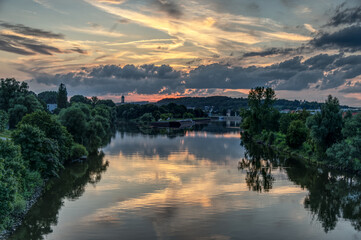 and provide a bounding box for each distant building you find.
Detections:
[47,104,57,113]
[121,95,125,104]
